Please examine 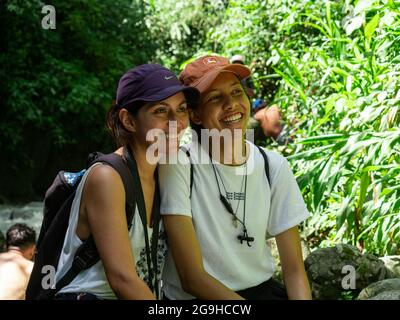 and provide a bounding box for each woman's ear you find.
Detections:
[189,109,202,125]
[119,108,136,133]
